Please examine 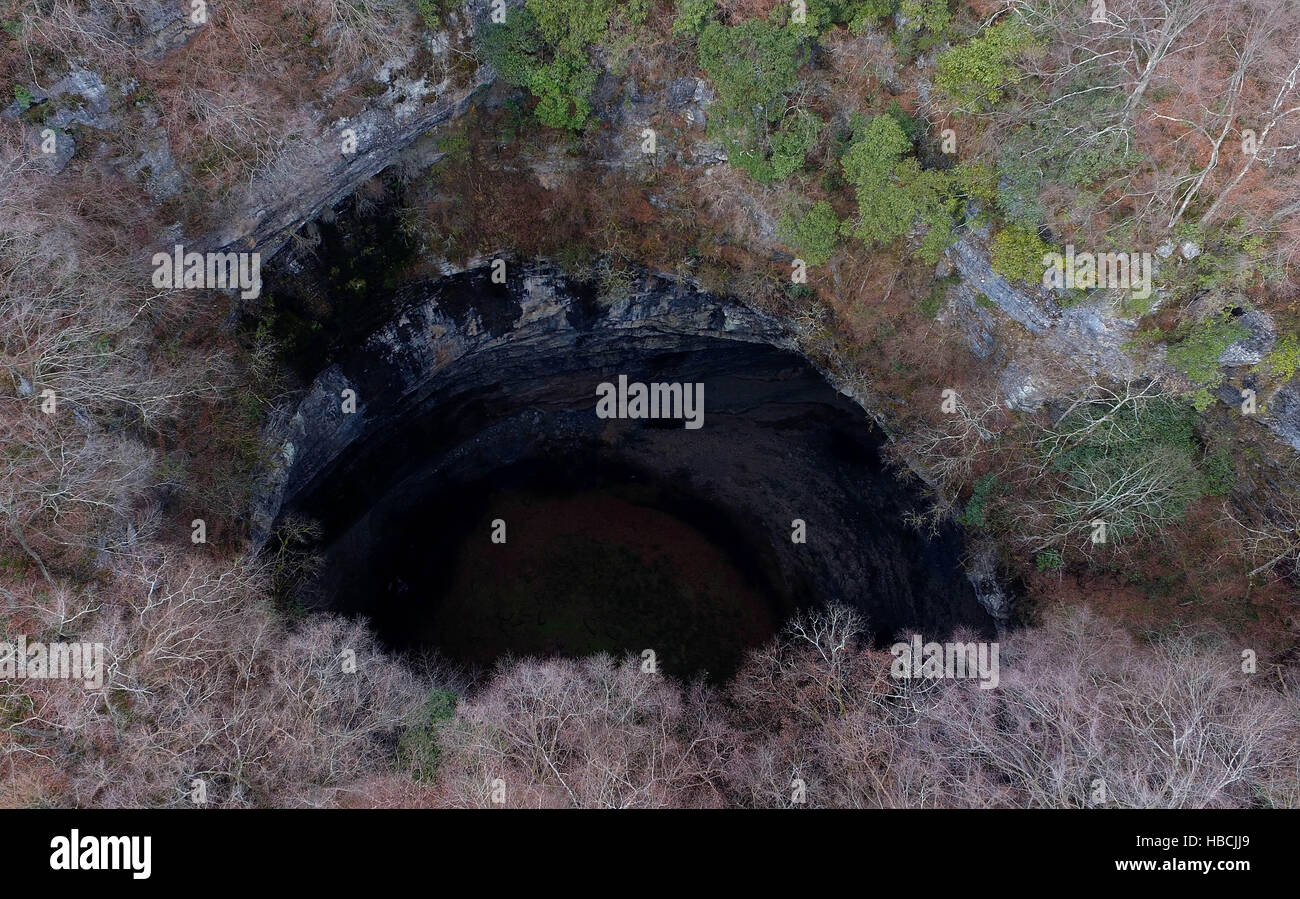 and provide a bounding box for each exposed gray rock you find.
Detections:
[1043,300,1139,381]
[965,539,1014,623]
[1220,308,1276,367]
[941,279,1000,361]
[210,58,492,257]
[666,77,696,109]
[998,362,1046,412]
[946,233,1053,335]
[1265,379,1300,452]
[10,65,116,175]
[116,107,184,201]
